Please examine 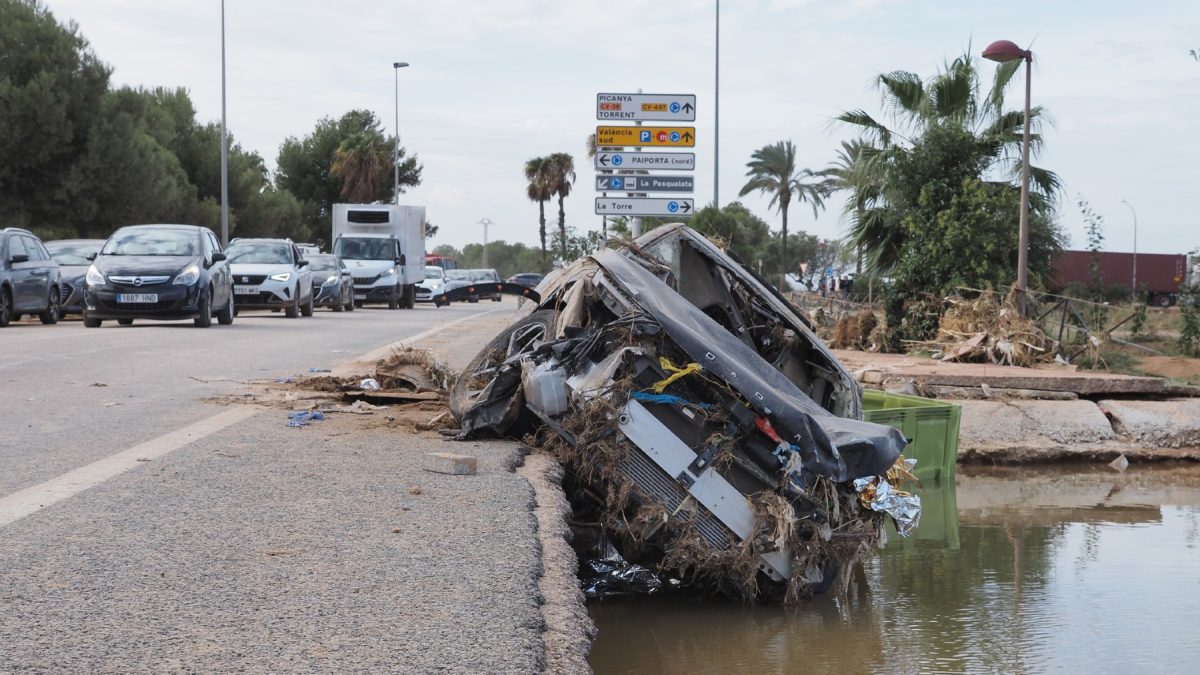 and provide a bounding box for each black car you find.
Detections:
[0,227,62,327]
[45,239,105,314]
[83,224,234,328]
[506,272,544,289]
[307,253,355,312]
